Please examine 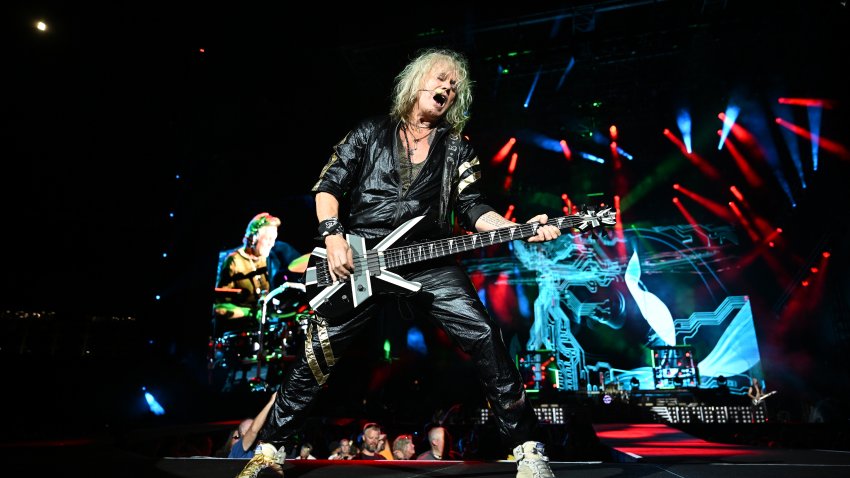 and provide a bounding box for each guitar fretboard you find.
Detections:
[383,215,588,269]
